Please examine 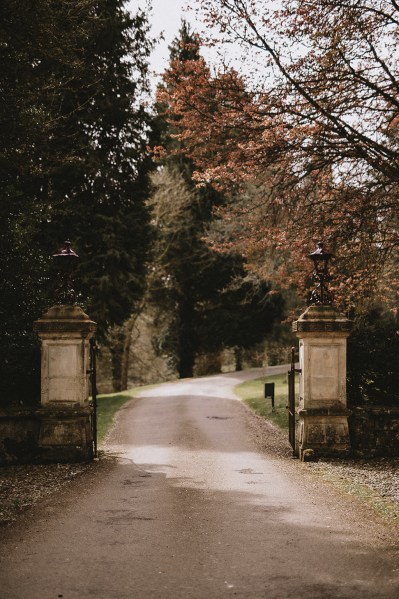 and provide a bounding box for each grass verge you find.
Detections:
[96,385,156,444]
[235,372,298,430]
